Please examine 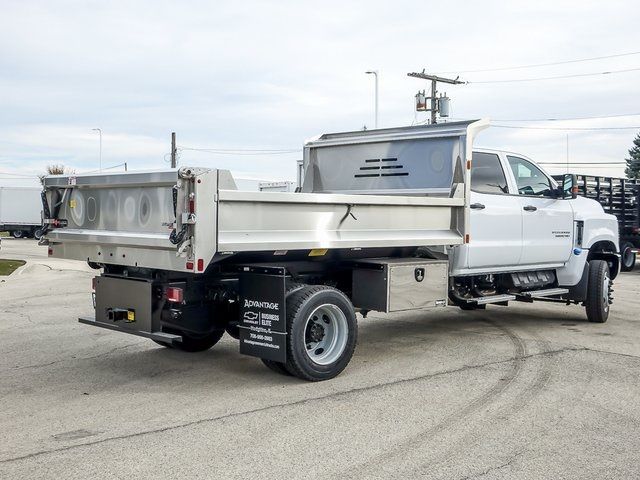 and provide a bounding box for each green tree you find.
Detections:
[625,133,640,179]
